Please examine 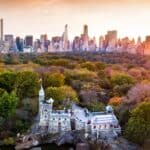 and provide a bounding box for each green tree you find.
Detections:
[0,72,16,93]
[0,117,5,131]
[95,62,106,70]
[4,53,19,64]
[81,62,96,71]
[110,73,135,96]
[113,84,133,96]
[43,72,65,88]
[15,71,39,98]
[0,88,5,95]
[0,91,18,118]
[86,102,105,112]
[110,73,135,86]
[65,69,97,83]
[46,86,79,108]
[125,102,150,144]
